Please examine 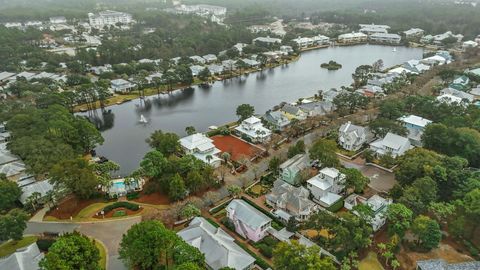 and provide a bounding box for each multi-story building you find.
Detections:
[234,116,271,143]
[88,10,133,29]
[179,133,222,167]
[359,24,390,35]
[307,168,345,208]
[369,33,402,44]
[337,32,368,44]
